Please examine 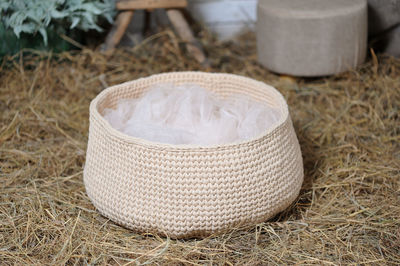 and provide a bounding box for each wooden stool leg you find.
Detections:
[166,9,208,66]
[102,11,134,51]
